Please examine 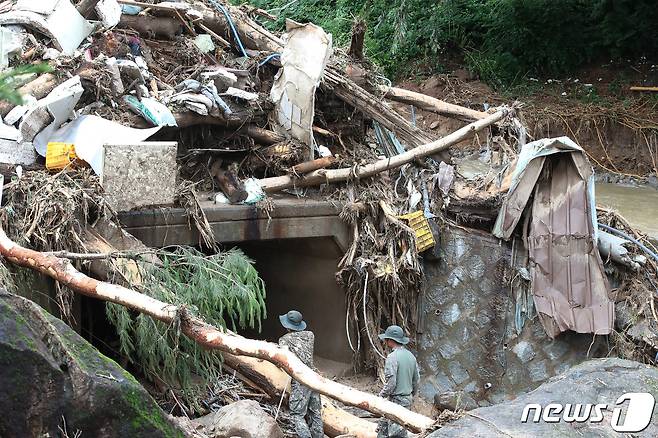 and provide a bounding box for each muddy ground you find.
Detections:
[393,66,658,179]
